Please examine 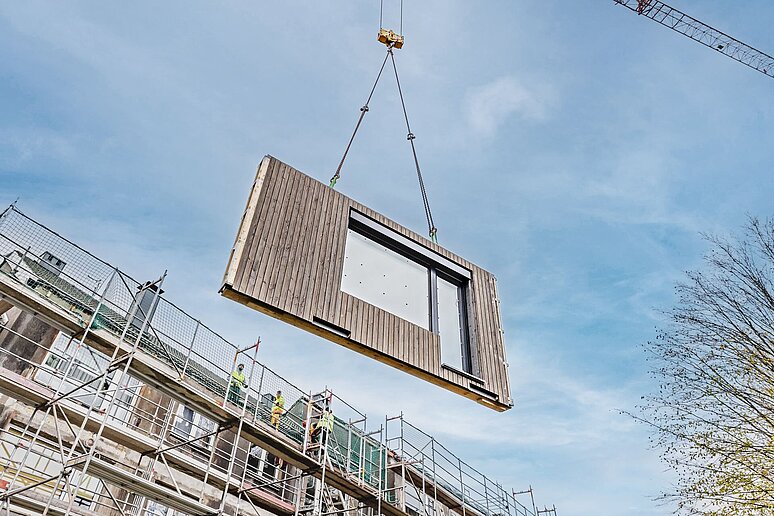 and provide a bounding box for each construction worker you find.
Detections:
[229,363,247,404]
[271,390,285,430]
[312,407,334,446]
